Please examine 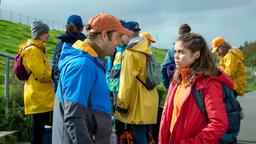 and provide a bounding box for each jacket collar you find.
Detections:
[72,40,105,68]
[178,68,189,85]
[86,40,106,59]
[72,40,98,56]
[58,33,86,43]
[27,39,45,51]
